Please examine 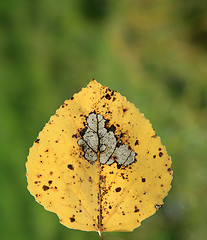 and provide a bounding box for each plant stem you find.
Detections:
[98,231,103,240]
